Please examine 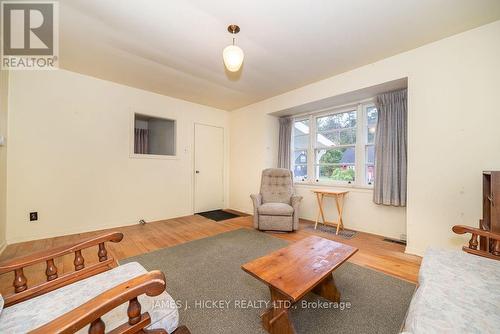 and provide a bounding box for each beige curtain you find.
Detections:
[373,89,407,206]
[278,117,292,169]
[134,128,150,154]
